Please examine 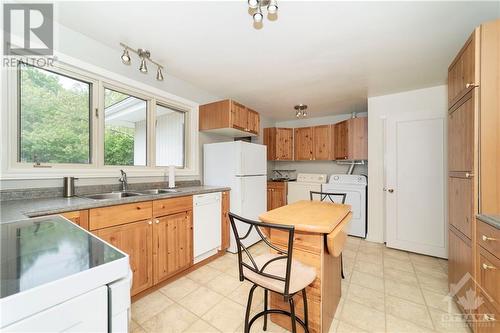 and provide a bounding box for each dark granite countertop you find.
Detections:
[0,186,230,223]
[477,214,500,230]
